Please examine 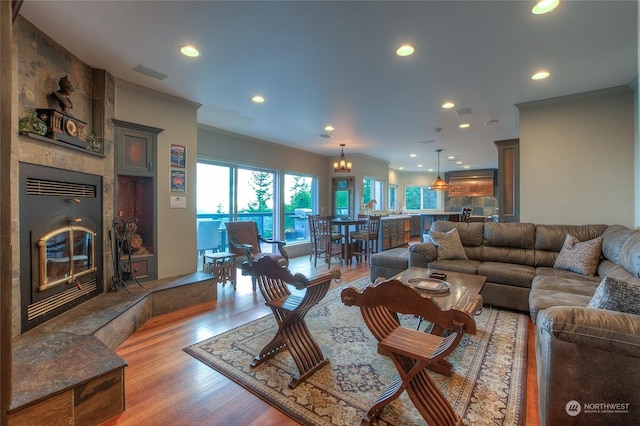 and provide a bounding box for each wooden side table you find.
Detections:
[203,252,236,289]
